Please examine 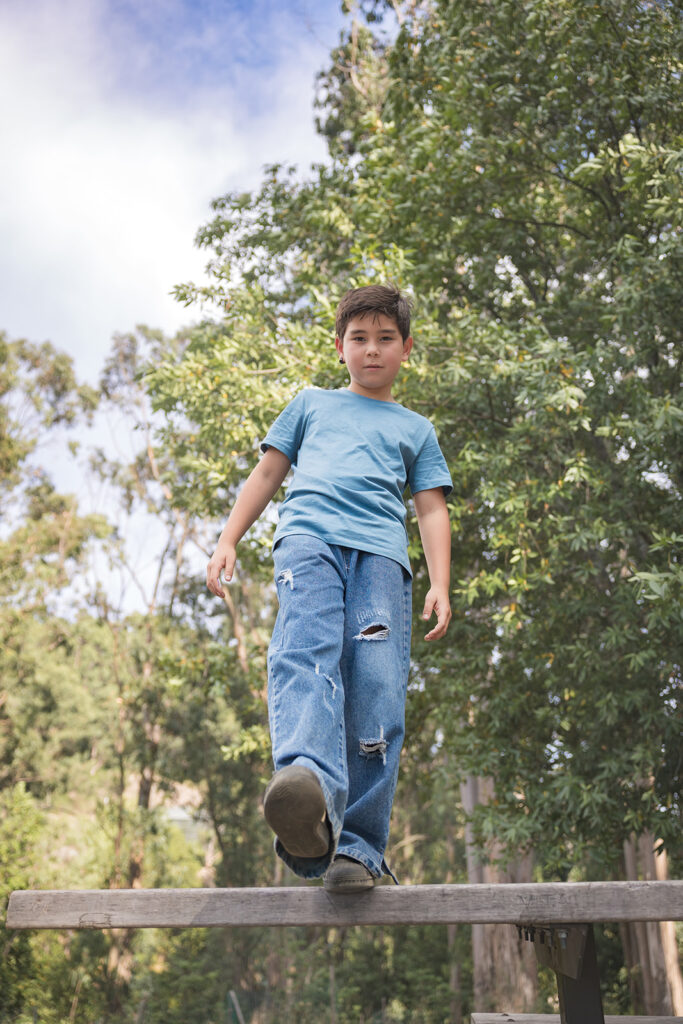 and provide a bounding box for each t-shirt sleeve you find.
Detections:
[260,390,308,464]
[407,425,452,497]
